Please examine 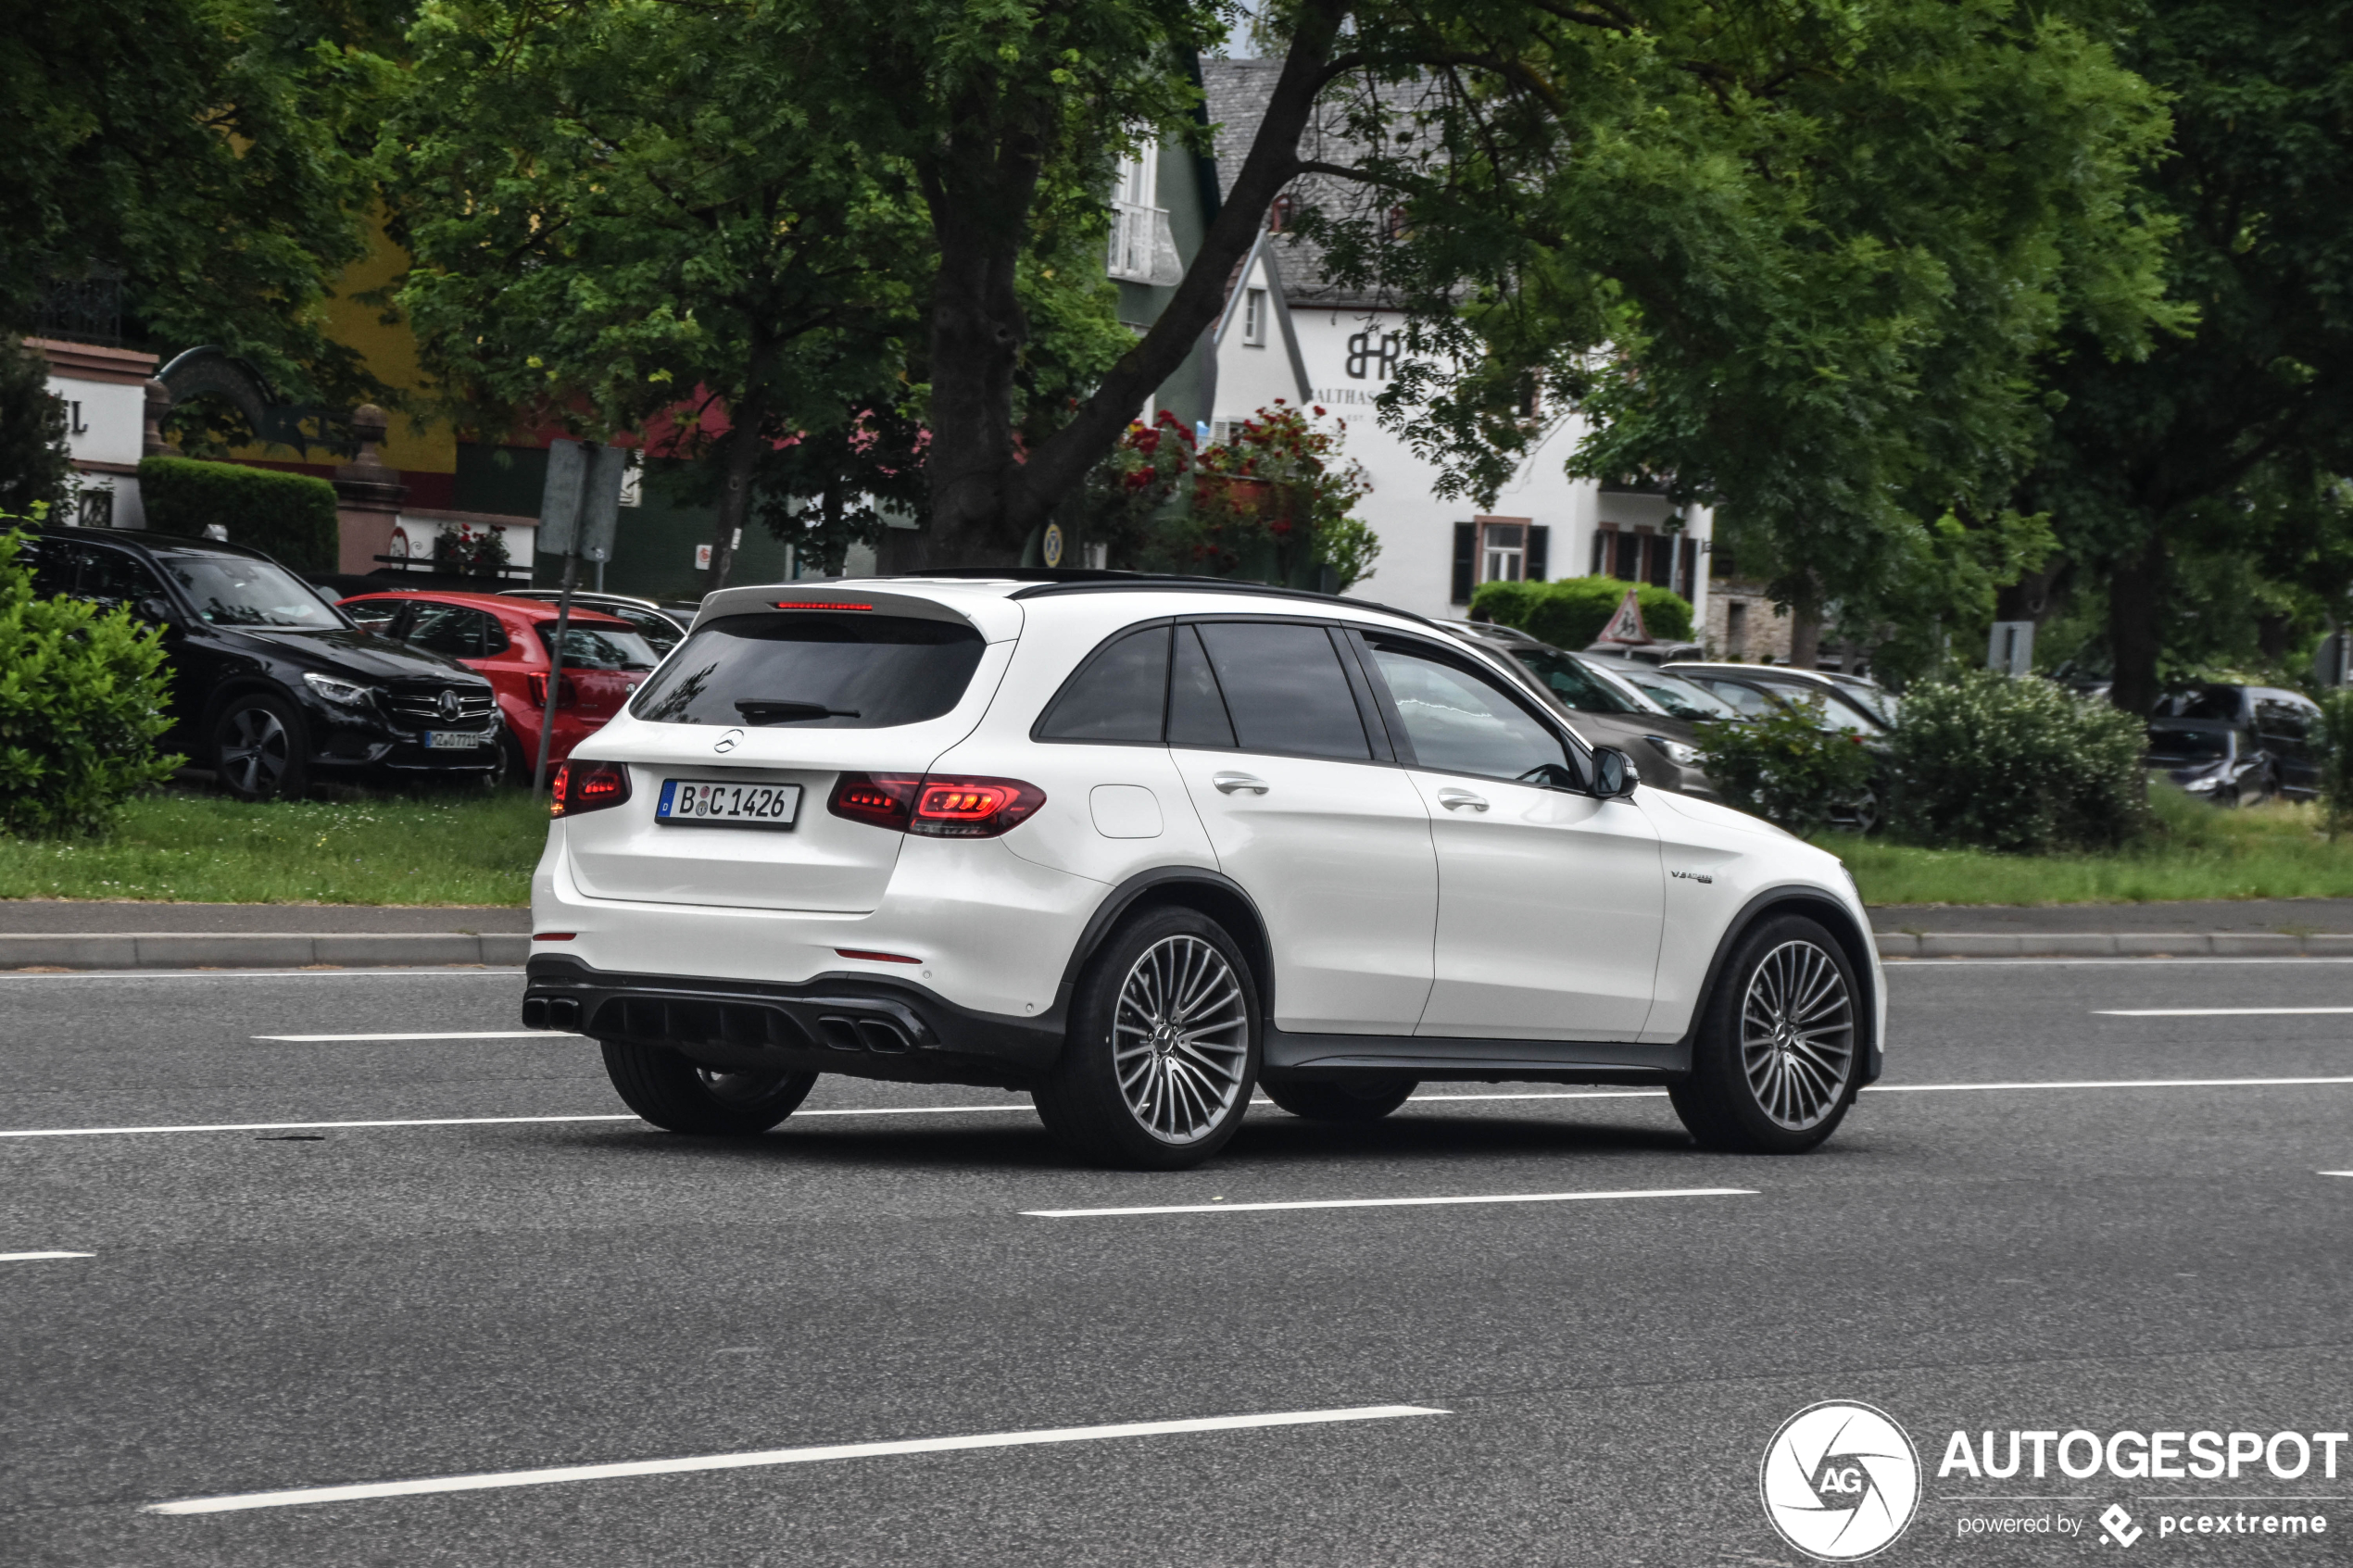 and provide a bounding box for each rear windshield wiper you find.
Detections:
[735,699,862,724]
